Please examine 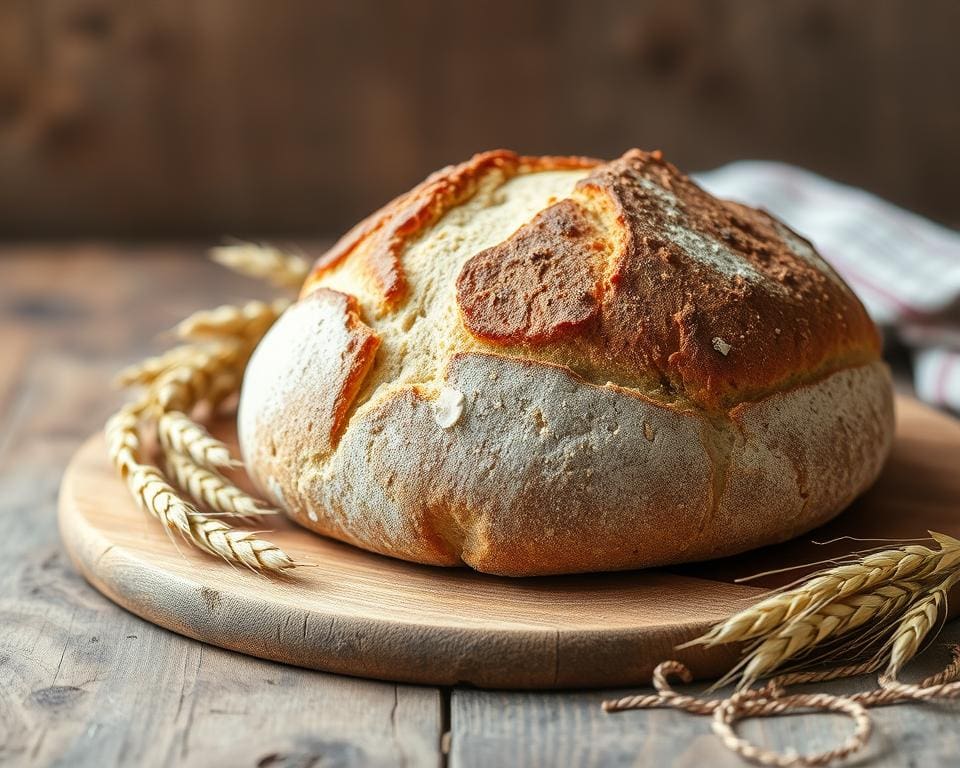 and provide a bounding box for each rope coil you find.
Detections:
[603,645,960,766]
